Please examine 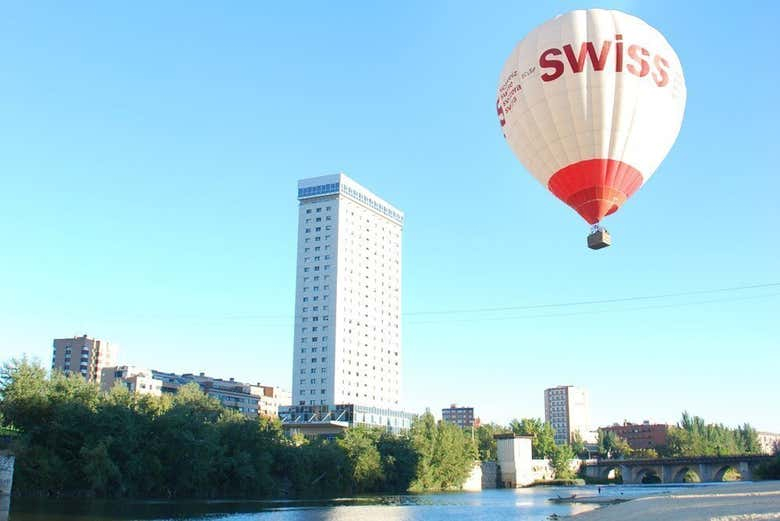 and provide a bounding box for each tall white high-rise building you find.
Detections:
[544,385,590,445]
[291,173,403,412]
